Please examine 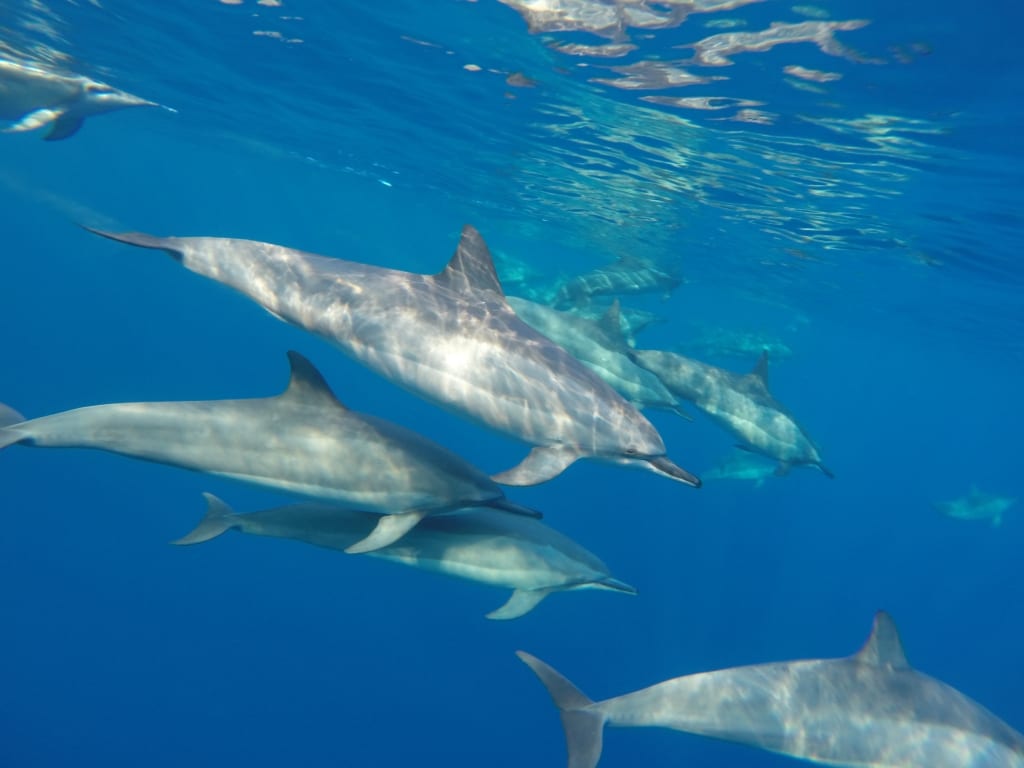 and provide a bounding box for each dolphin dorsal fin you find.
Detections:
[750,350,770,387]
[280,351,347,410]
[854,611,909,669]
[434,225,505,297]
[597,299,630,350]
